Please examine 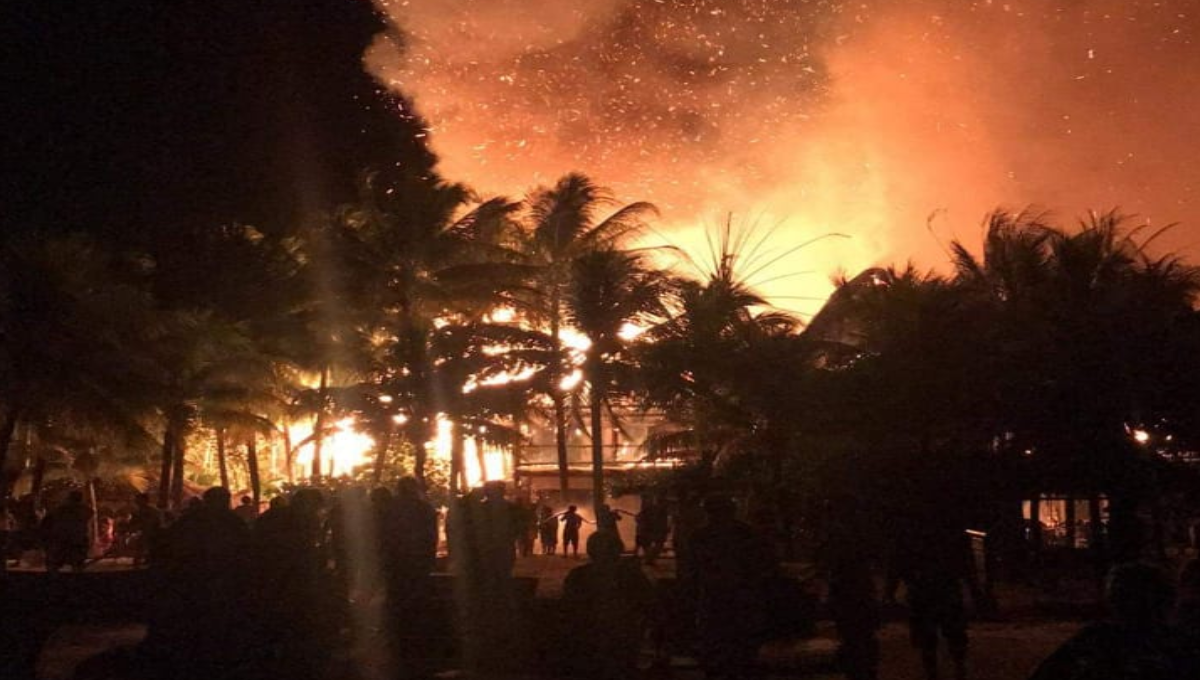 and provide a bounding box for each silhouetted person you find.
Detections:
[1028,562,1180,680]
[128,492,162,565]
[381,477,438,678]
[234,494,257,525]
[684,494,776,679]
[596,503,624,533]
[40,490,91,572]
[476,481,517,579]
[673,492,706,573]
[538,503,559,555]
[823,503,881,680]
[895,517,971,680]
[514,498,537,557]
[562,530,654,680]
[561,505,590,557]
[636,497,669,565]
[1173,559,1200,676]
[327,486,363,595]
[251,487,333,679]
[452,484,525,673]
[142,486,252,678]
[9,495,39,566]
[369,485,395,571]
